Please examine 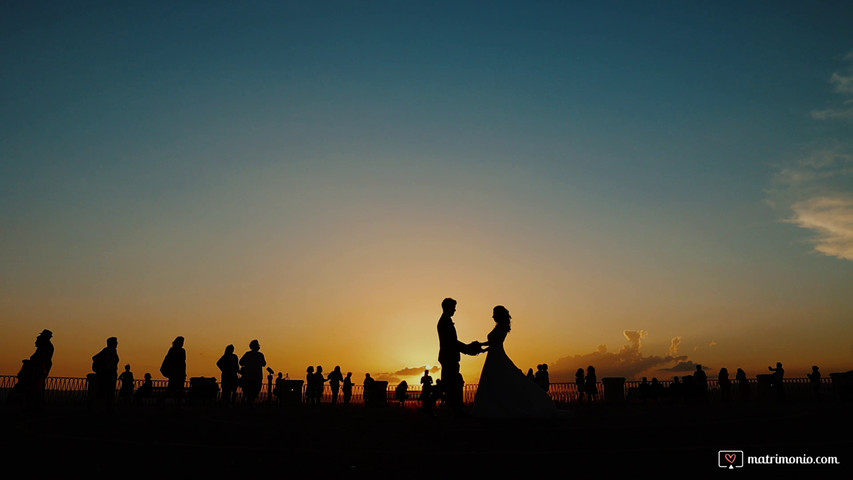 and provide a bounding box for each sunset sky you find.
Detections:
[2,1,852,385]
